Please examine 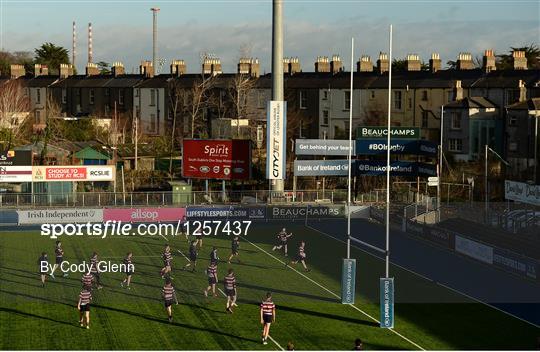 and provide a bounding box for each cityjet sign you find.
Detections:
[267,101,287,180]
